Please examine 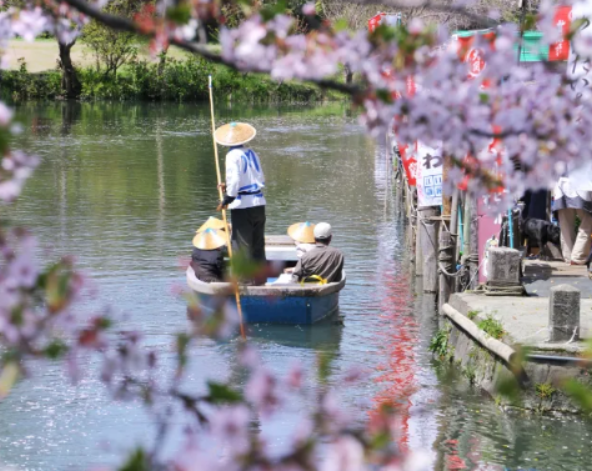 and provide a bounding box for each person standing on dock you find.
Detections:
[215,122,266,266]
[554,172,592,265]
